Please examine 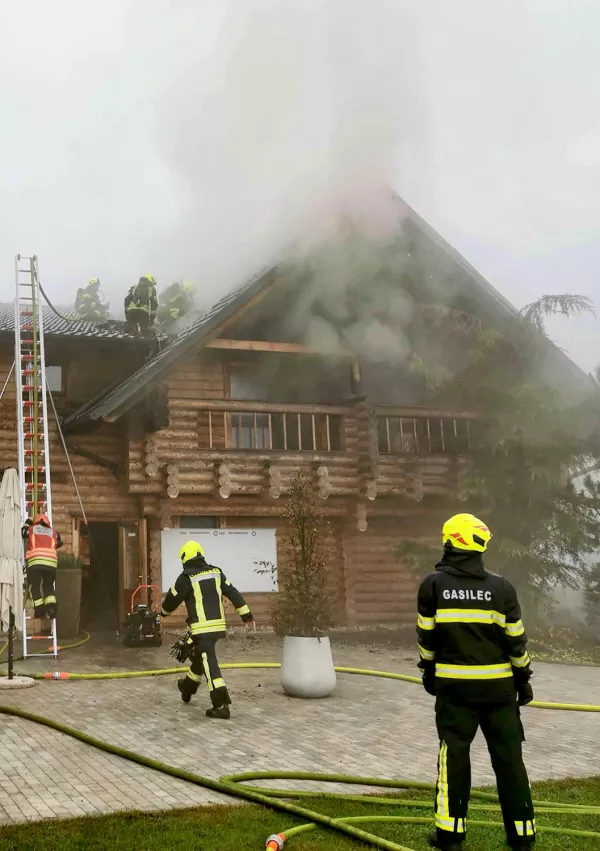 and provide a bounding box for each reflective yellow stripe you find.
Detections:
[33,598,44,607]
[213,677,226,690]
[506,619,525,637]
[27,557,57,568]
[417,614,435,631]
[169,585,177,596]
[436,741,448,820]
[190,620,226,635]
[187,670,203,683]
[201,653,213,690]
[436,608,506,627]
[418,644,435,661]
[237,604,250,616]
[516,819,536,836]
[191,578,206,626]
[509,651,531,668]
[435,815,466,833]
[436,663,513,680]
[44,595,56,605]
